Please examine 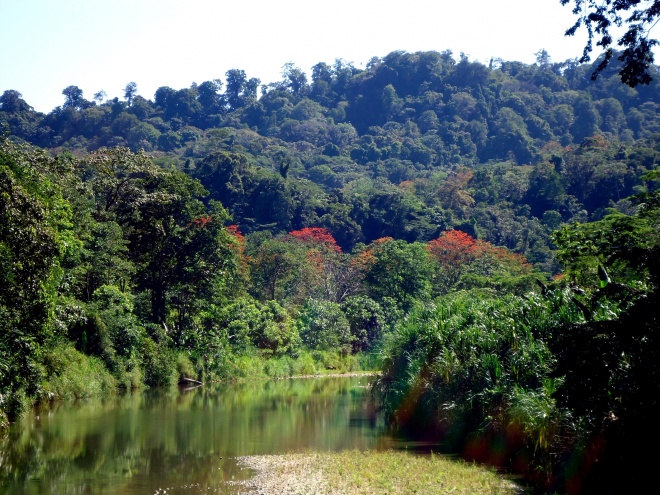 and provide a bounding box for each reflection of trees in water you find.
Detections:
[0,377,382,494]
